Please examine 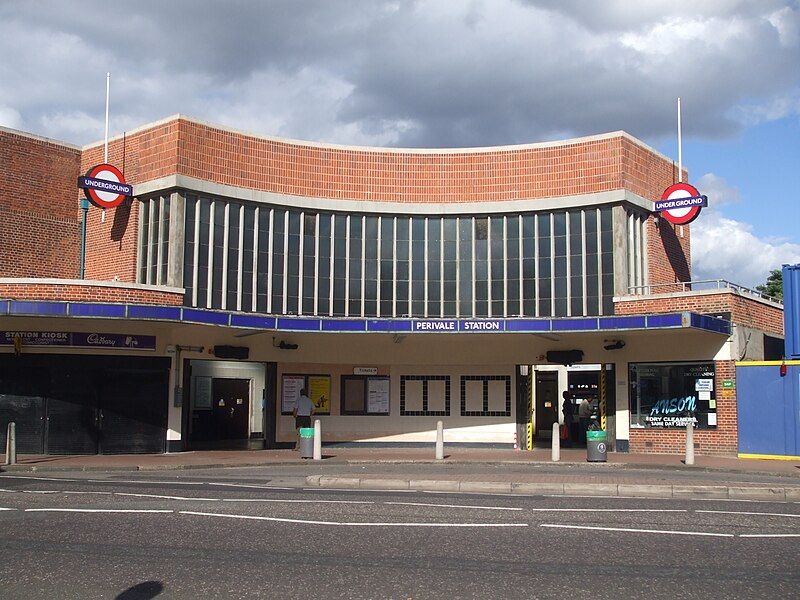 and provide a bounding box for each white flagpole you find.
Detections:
[104,72,110,163]
[677,97,682,183]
